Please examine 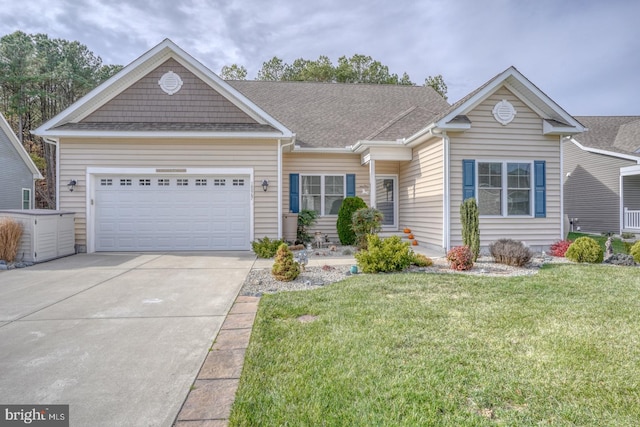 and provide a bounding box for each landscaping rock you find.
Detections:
[603,253,636,266]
